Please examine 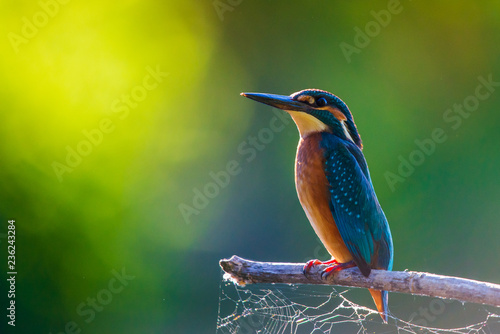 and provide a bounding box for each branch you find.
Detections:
[219,255,500,308]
